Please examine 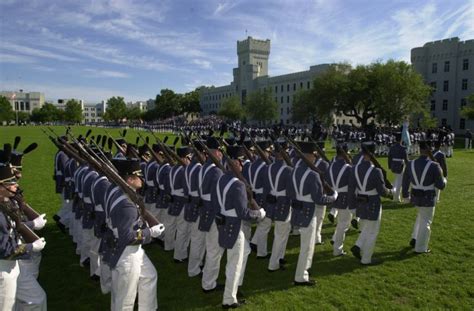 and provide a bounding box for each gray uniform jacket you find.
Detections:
[388,143,408,174]
[326,158,352,209]
[91,175,111,239]
[262,159,292,221]
[433,150,448,178]
[243,158,267,207]
[155,163,170,209]
[199,159,224,232]
[183,160,202,222]
[144,161,159,204]
[168,164,187,216]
